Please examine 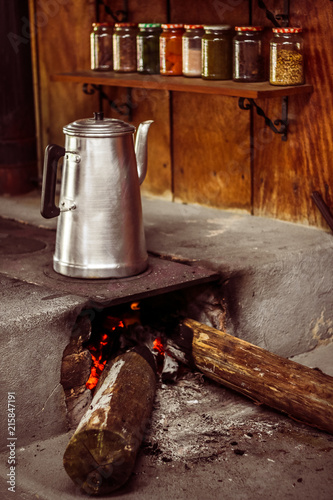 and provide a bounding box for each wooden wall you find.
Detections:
[30,0,333,229]
[251,0,333,227]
